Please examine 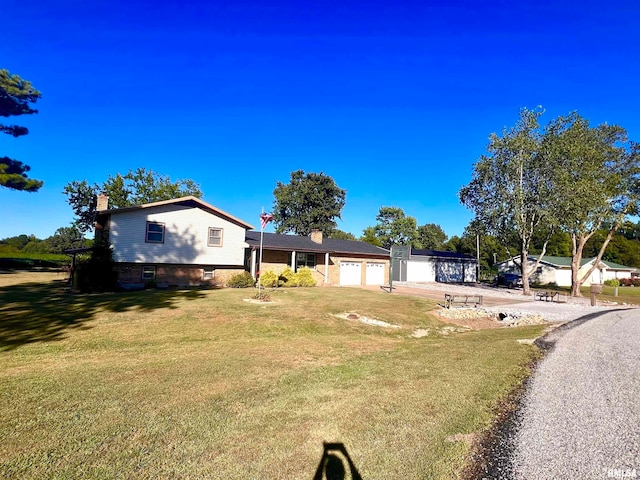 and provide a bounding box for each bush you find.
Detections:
[294,267,316,287]
[258,270,279,288]
[619,278,640,287]
[226,271,255,288]
[279,267,297,287]
[604,279,620,287]
[75,237,117,292]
